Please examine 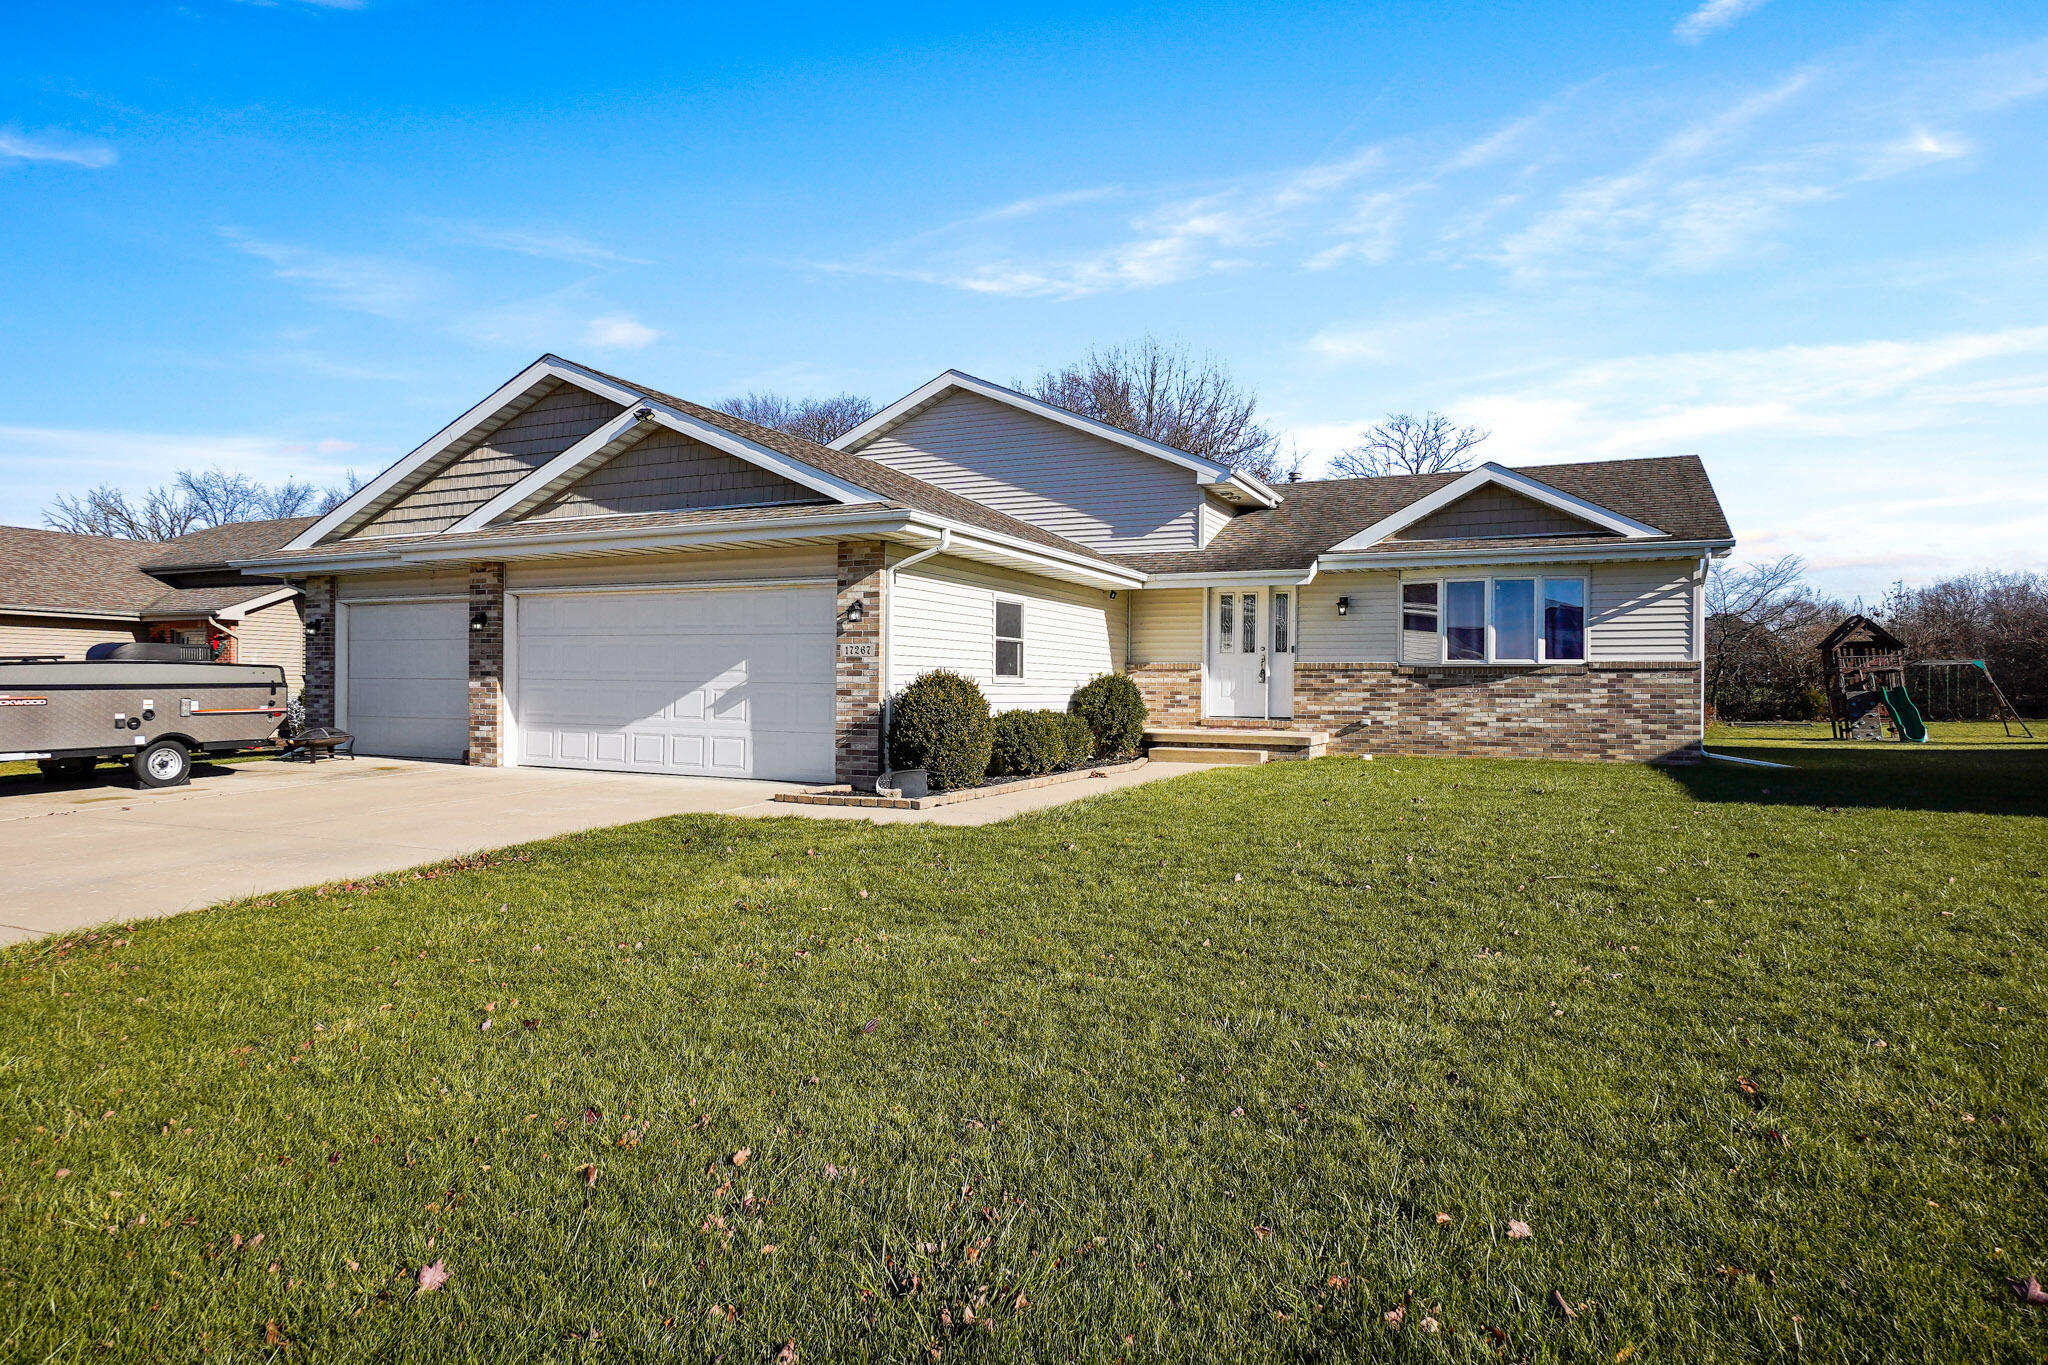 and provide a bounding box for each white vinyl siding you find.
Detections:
[0,614,140,660]
[1589,560,1696,661]
[232,598,307,694]
[1128,588,1205,663]
[1197,495,1235,547]
[856,392,1206,554]
[888,555,1124,711]
[1298,572,1399,663]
